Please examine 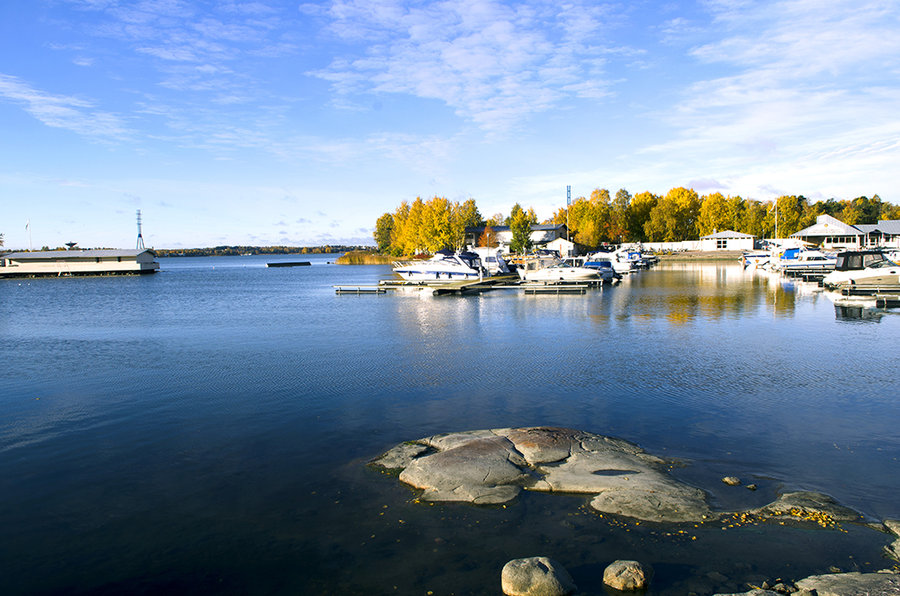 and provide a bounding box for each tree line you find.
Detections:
[374,190,898,254]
